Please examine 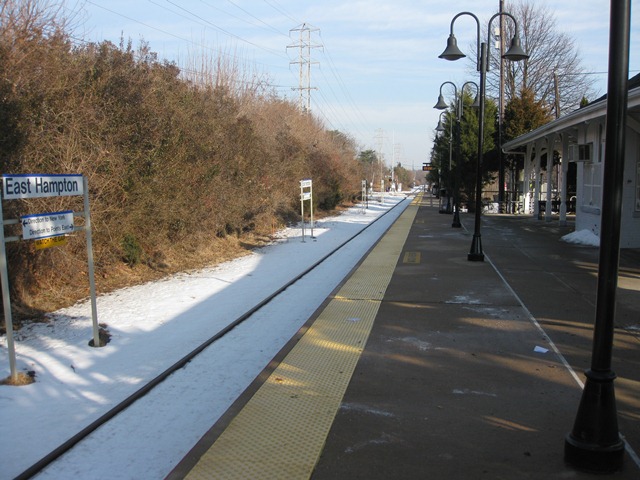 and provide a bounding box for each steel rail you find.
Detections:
[15,195,412,480]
